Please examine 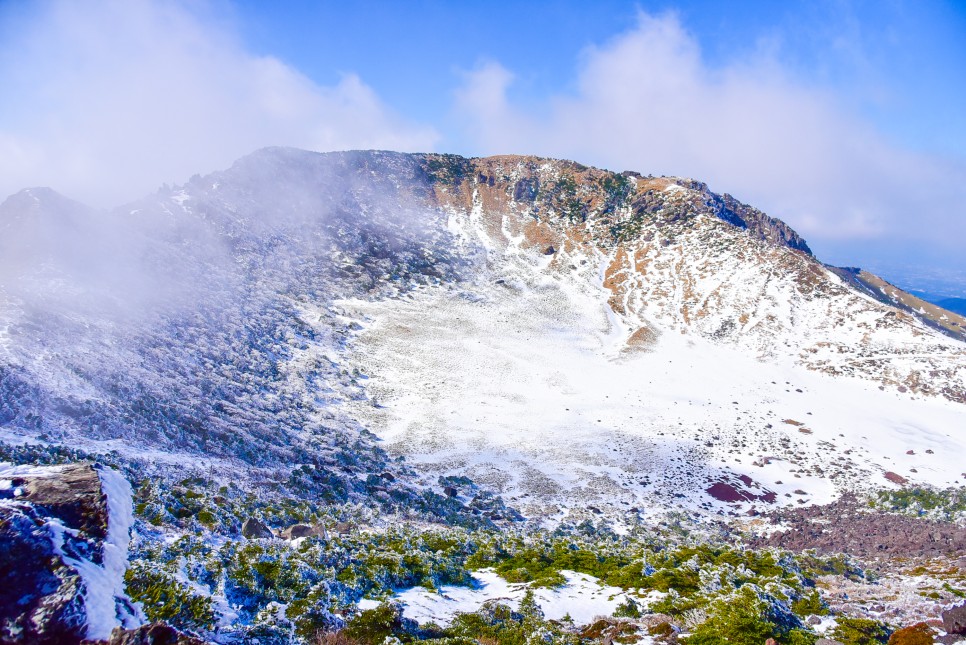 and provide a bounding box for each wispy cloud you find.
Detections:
[0,0,438,207]
[453,12,966,261]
